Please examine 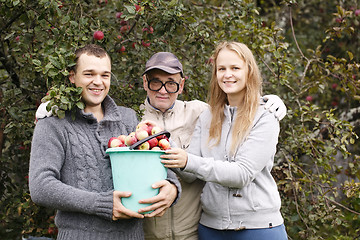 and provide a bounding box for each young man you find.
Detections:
[29,45,180,240]
[140,52,286,240]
